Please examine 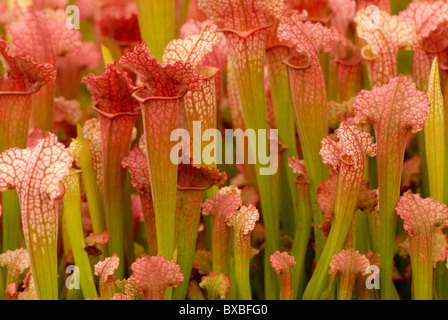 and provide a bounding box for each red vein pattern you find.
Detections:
[94,253,120,300]
[83,63,140,278]
[270,250,296,300]
[180,19,228,106]
[354,9,415,87]
[120,42,202,261]
[122,142,157,256]
[174,162,226,299]
[399,1,448,90]
[202,185,243,274]
[353,74,430,298]
[397,191,448,268]
[0,38,56,152]
[199,272,230,300]
[330,248,369,277]
[120,255,184,300]
[0,132,73,299]
[7,9,82,131]
[198,0,284,32]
